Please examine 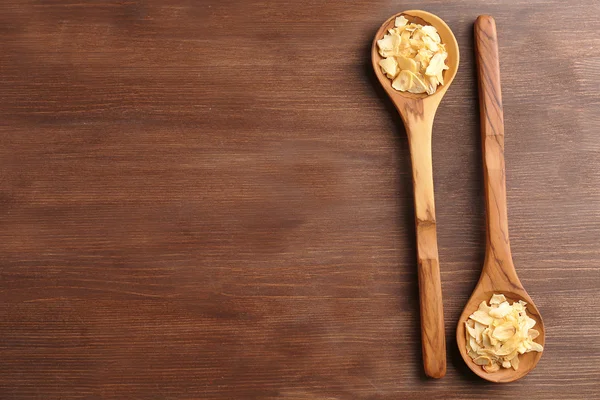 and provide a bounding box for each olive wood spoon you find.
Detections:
[372,10,460,379]
[456,15,545,383]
